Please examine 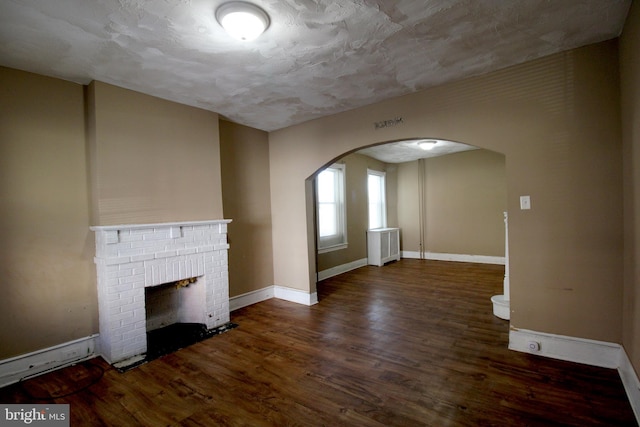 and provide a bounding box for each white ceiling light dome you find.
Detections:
[418,140,438,150]
[216,1,270,41]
